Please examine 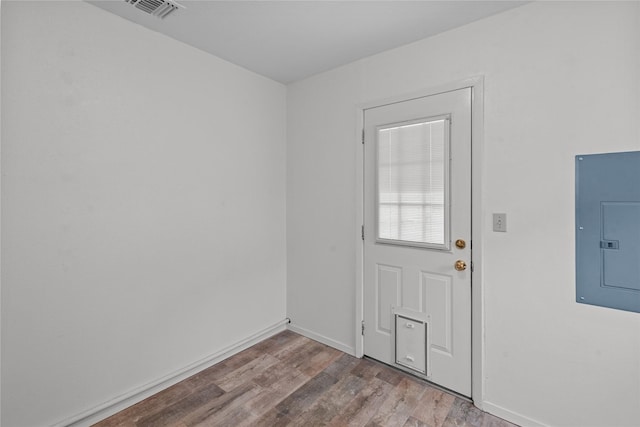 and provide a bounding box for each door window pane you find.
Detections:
[377,118,449,247]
